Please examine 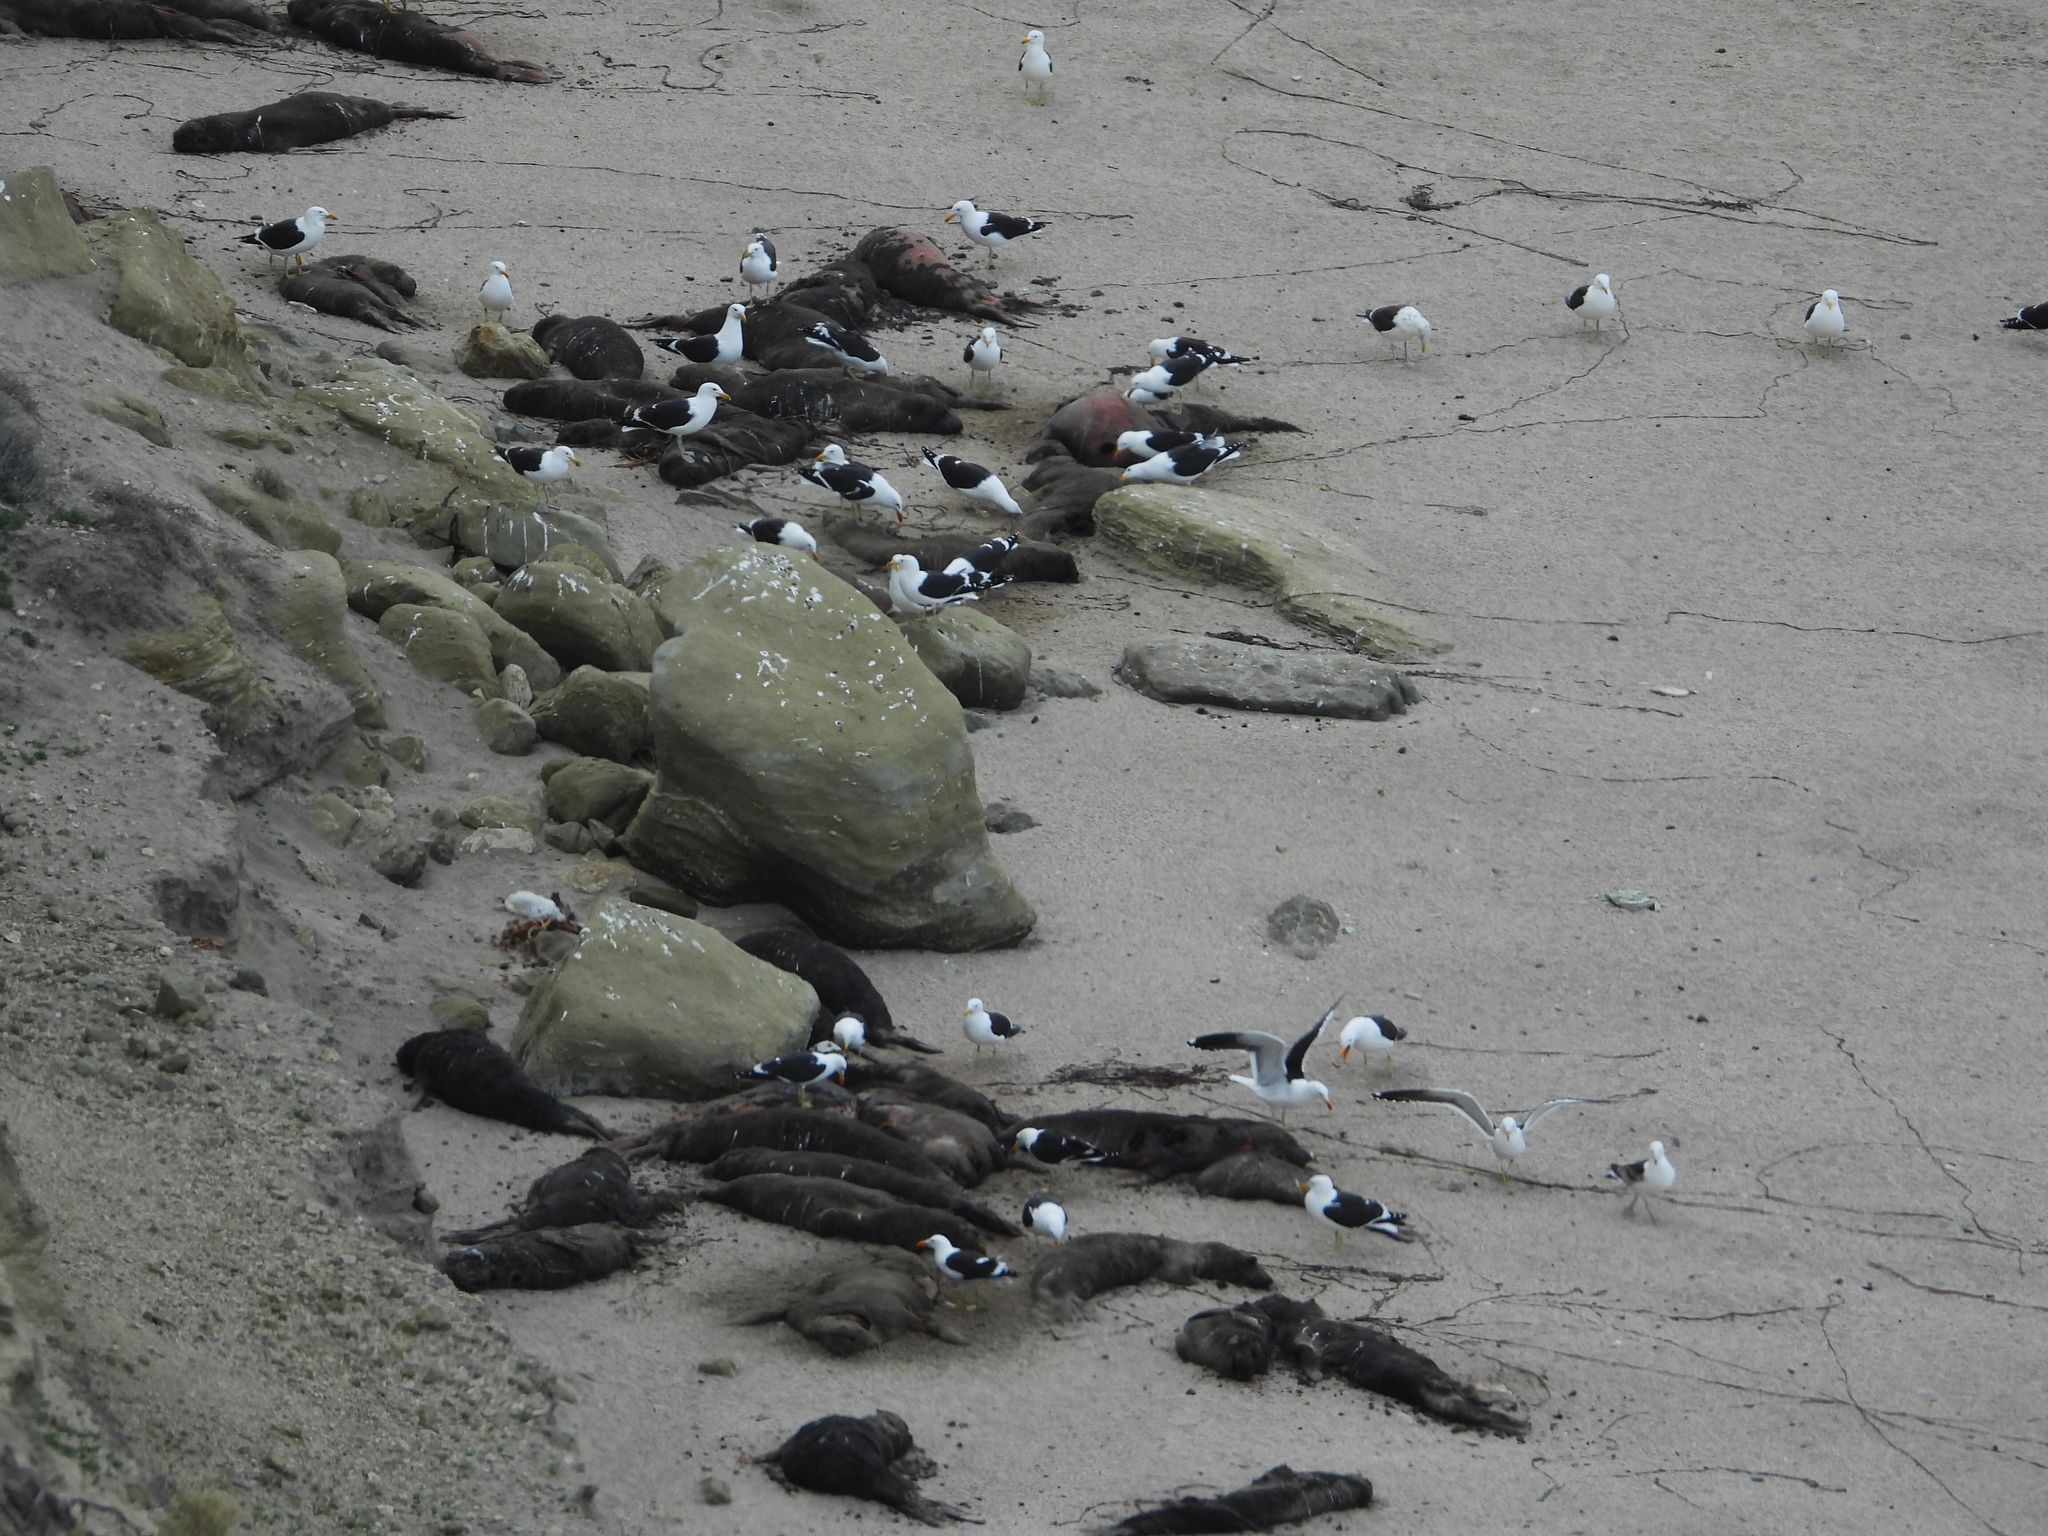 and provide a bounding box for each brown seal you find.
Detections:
[173,92,457,154]
[851,227,1041,325]
[760,1410,969,1525]
[531,314,644,380]
[740,1250,969,1357]
[442,1223,658,1292]
[287,0,550,81]
[1030,1232,1271,1319]
[1103,1467,1373,1535]
[278,255,426,332]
